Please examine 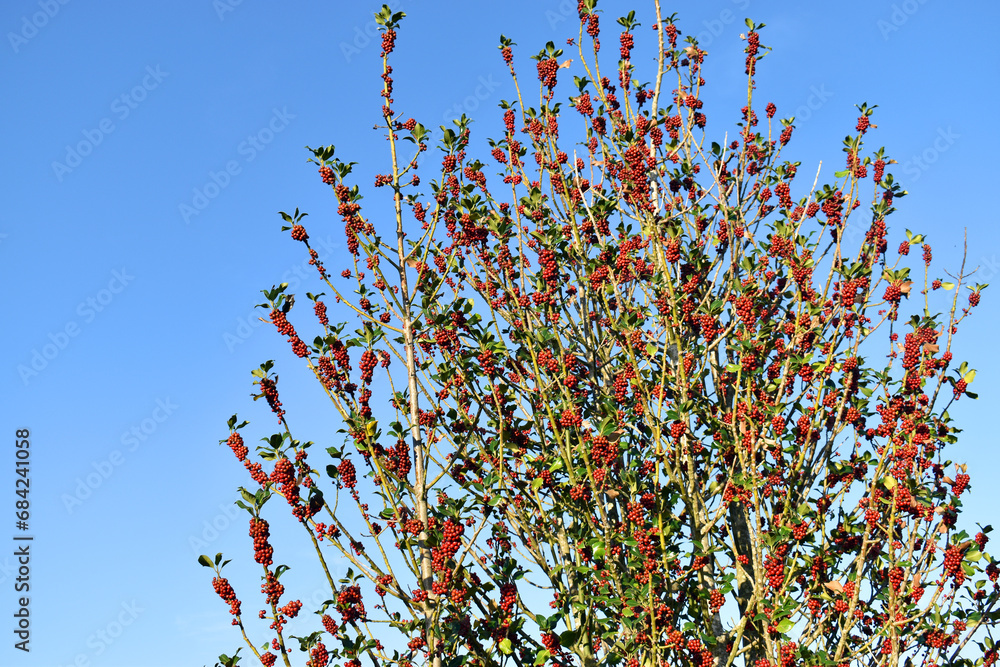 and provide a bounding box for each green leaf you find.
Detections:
[531,477,545,490]
[776,619,793,634]
[198,555,214,568]
[560,629,581,648]
[499,639,512,655]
